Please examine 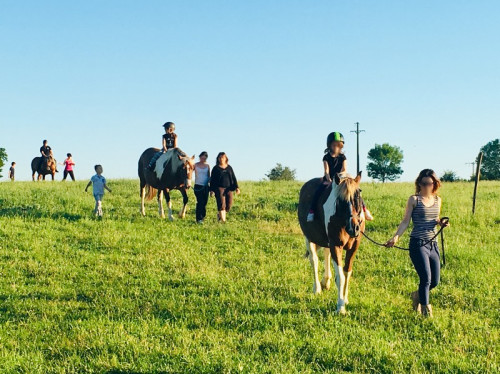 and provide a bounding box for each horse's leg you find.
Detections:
[321,247,332,291]
[51,172,55,181]
[166,190,174,221]
[331,245,346,314]
[179,188,188,218]
[307,239,322,294]
[140,185,146,216]
[158,190,165,218]
[343,239,361,305]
